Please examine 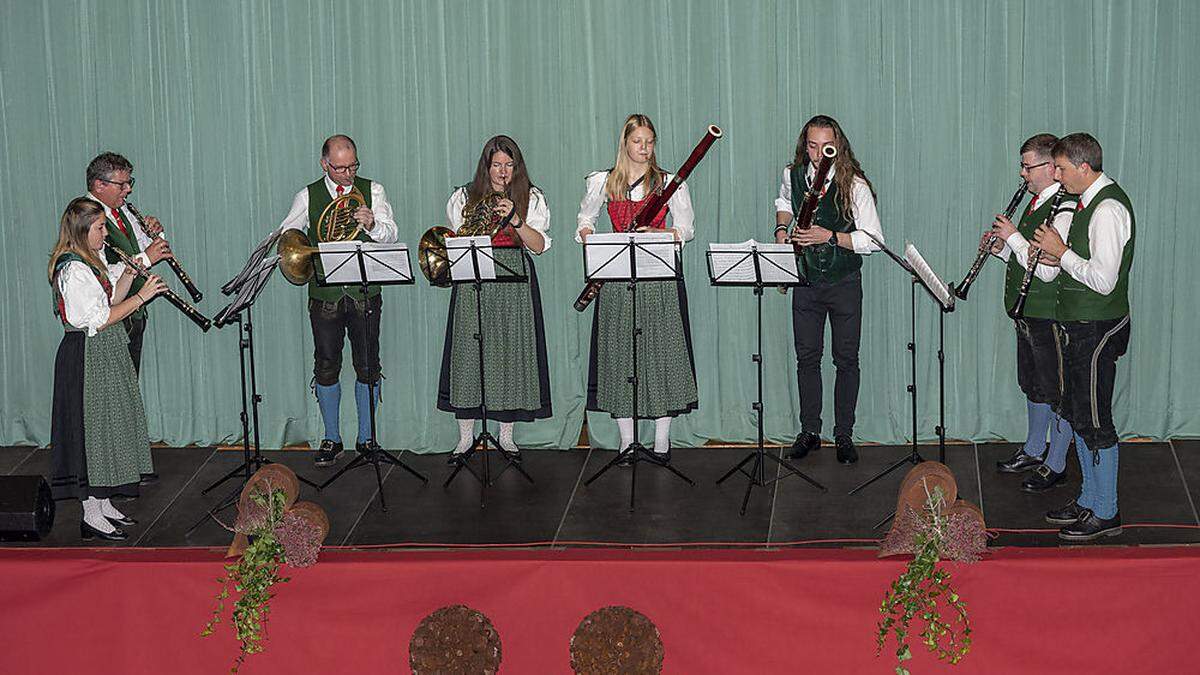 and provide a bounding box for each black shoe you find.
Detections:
[997,448,1043,473]
[498,445,523,464]
[81,520,128,541]
[835,436,858,465]
[1058,510,1122,542]
[615,449,635,467]
[650,448,672,464]
[787,432,820,460]
[1045,500,1086,525]
[106,515,138,527]
[138,473,159,486]
[314,439,344,467]
[1021,464,1067,493]
[447,451,468,466]
[356,440,382,455]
